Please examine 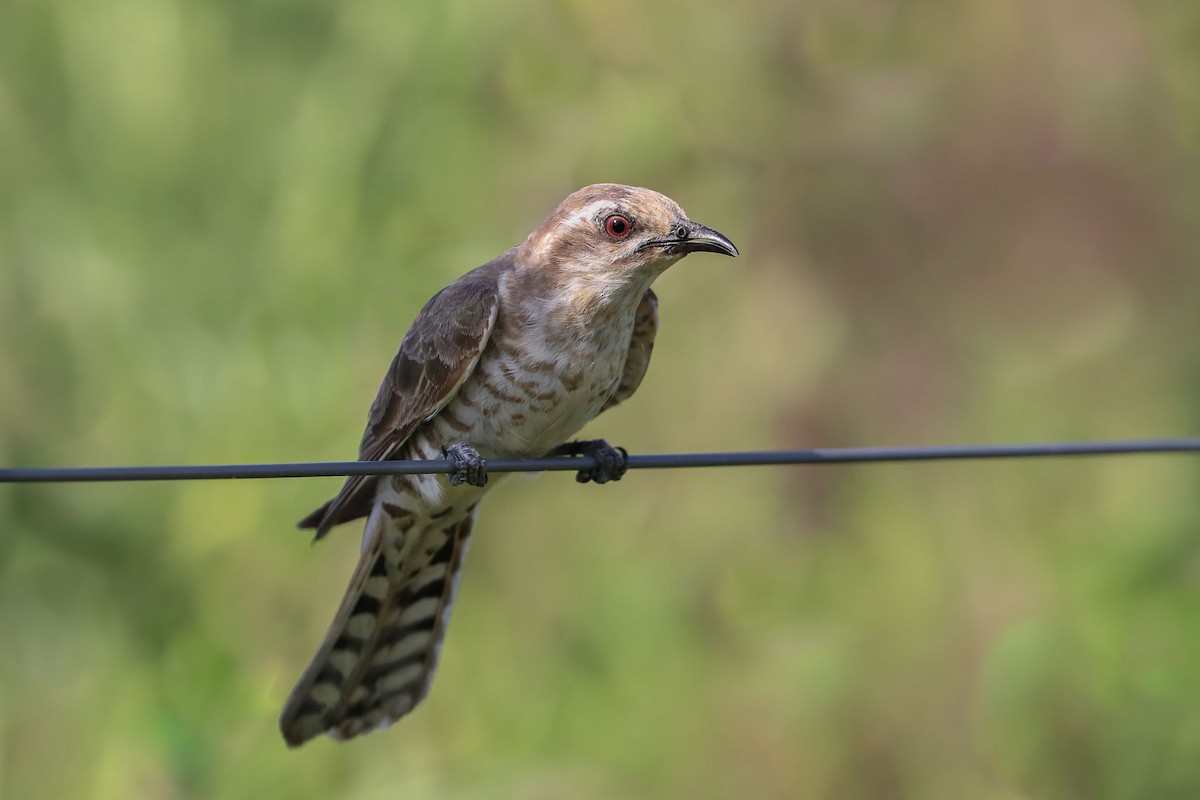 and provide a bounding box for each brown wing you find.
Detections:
[299,267,501,538]
[601,287,659,412]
